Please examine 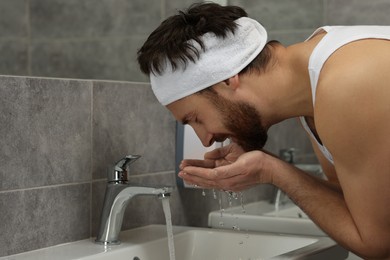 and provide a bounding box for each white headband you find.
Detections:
[150,17,268,106]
